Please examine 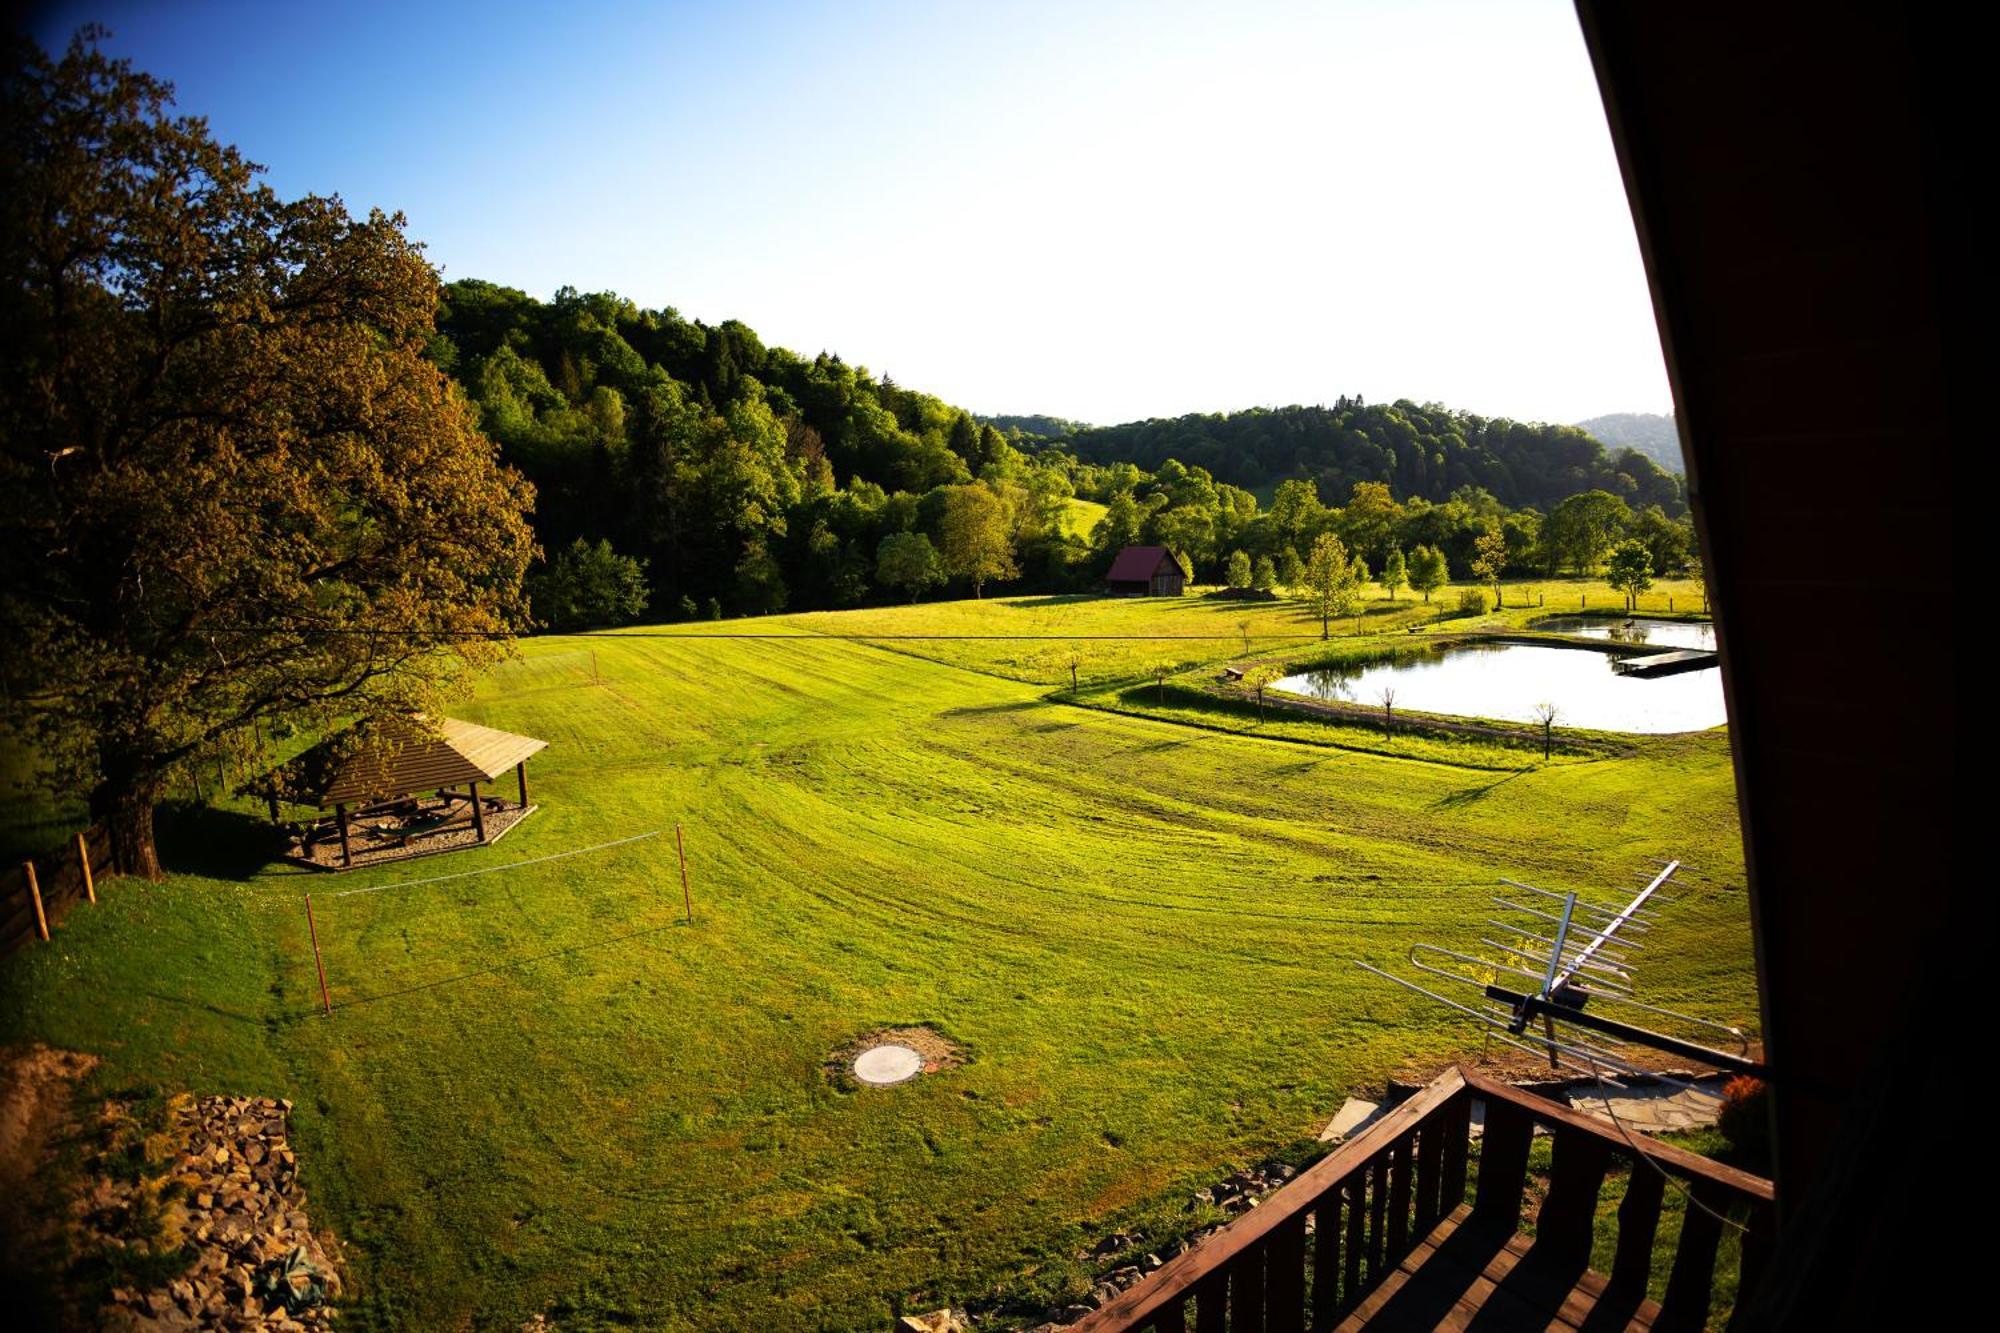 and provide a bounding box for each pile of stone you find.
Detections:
[1015,1159,1302,1330]
[99,1094,342,1331]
